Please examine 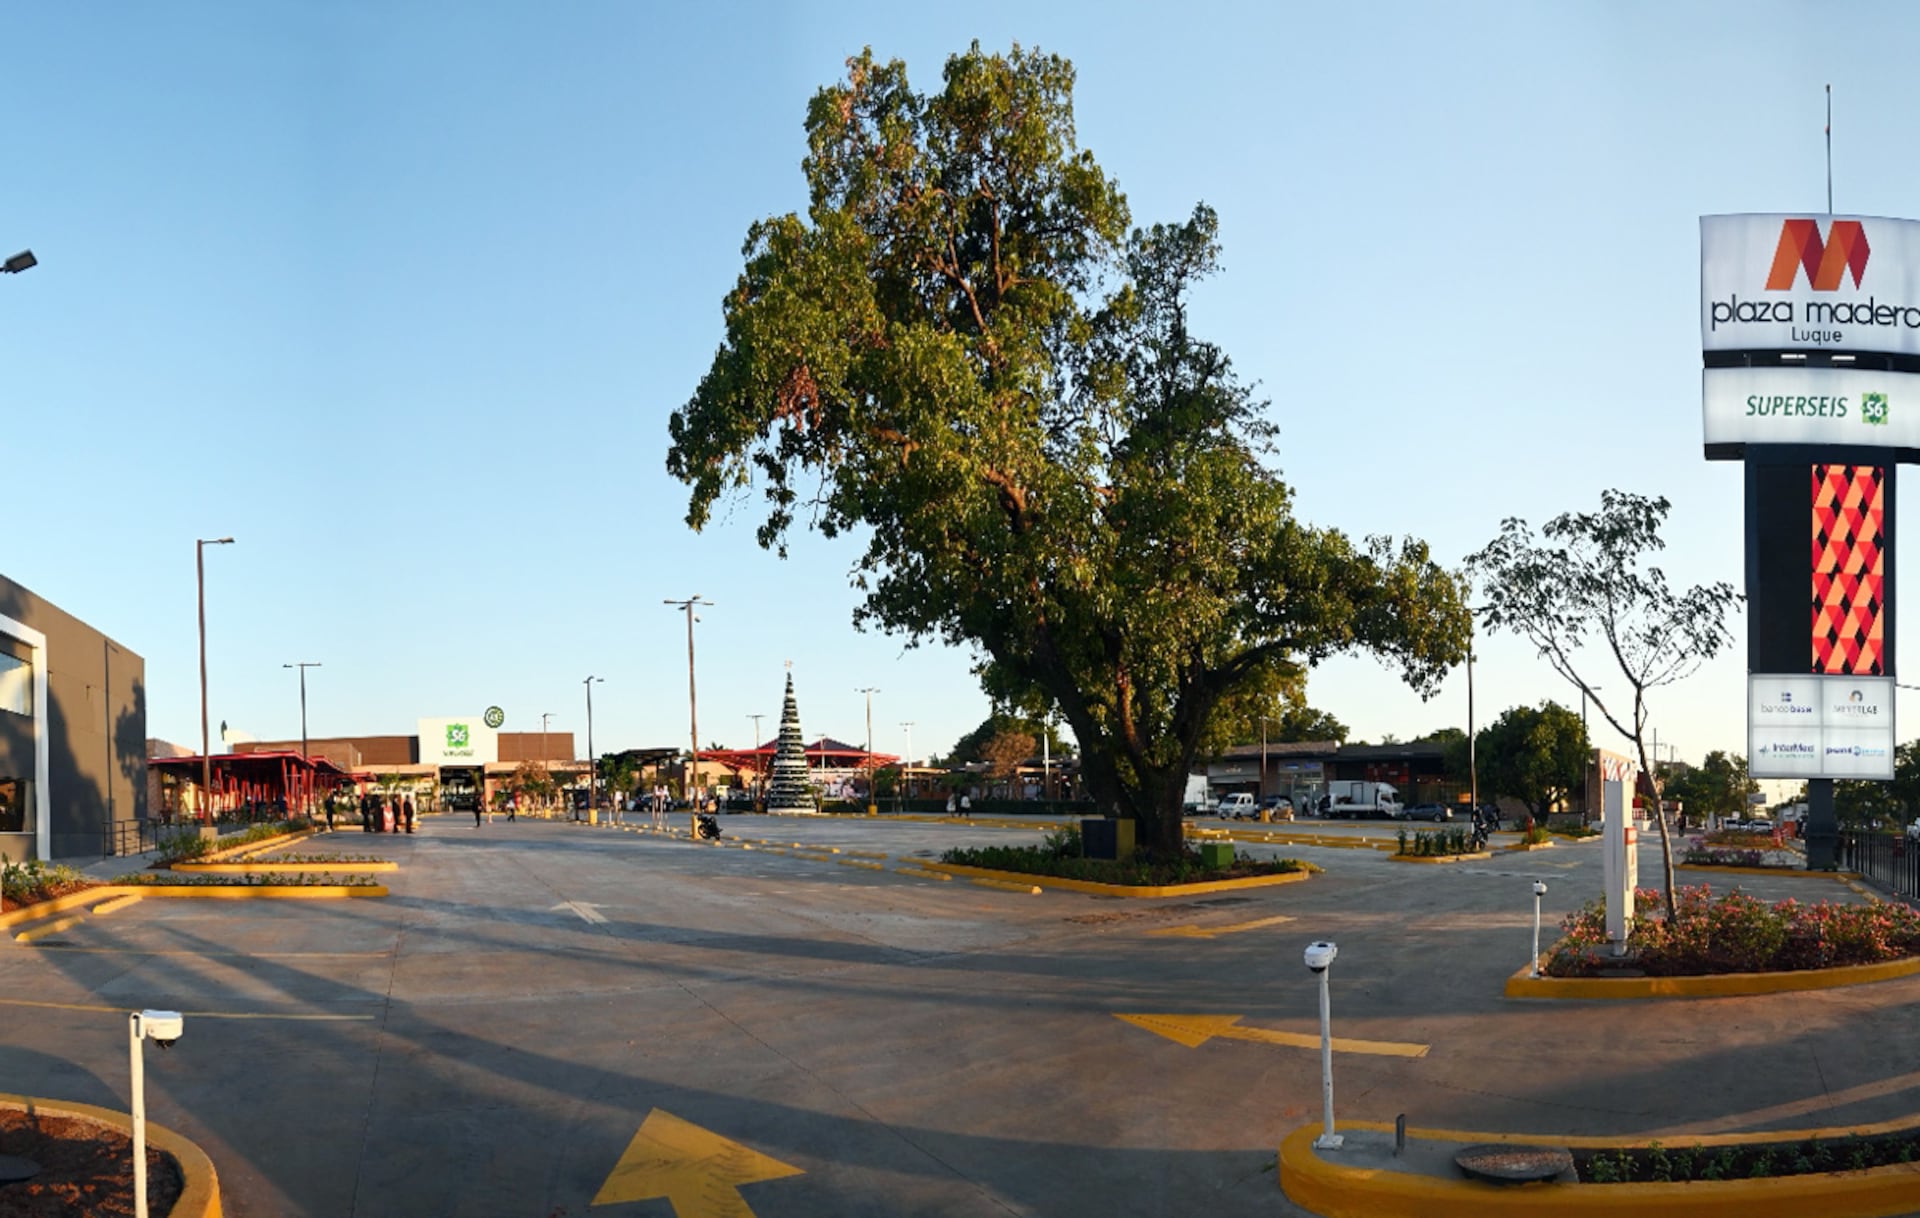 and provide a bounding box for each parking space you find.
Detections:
[1,816,1918,1216]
